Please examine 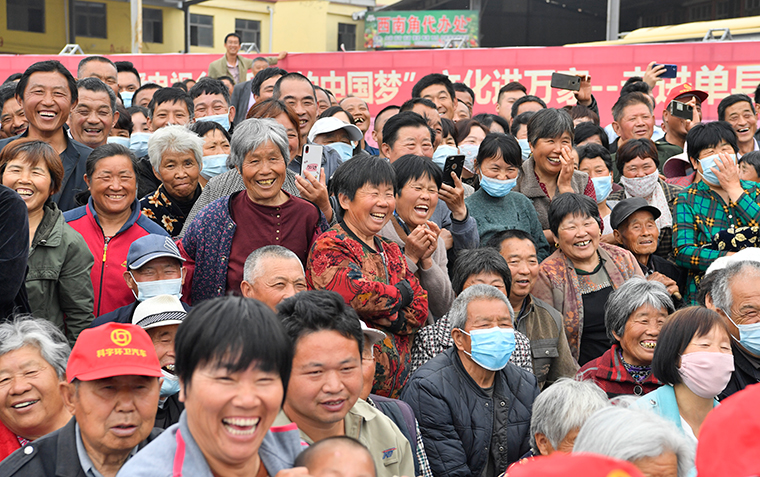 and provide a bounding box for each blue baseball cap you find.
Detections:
[127,234,185,270]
